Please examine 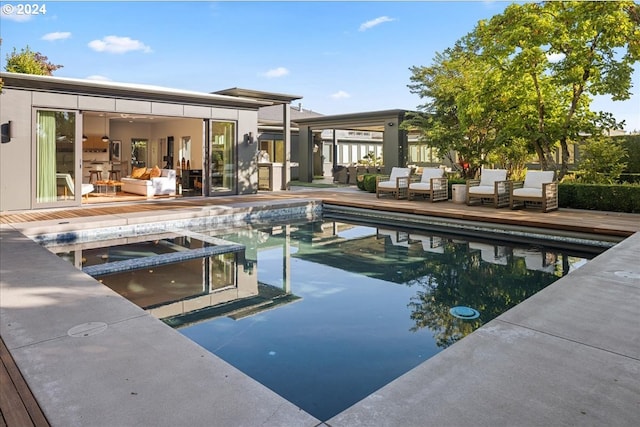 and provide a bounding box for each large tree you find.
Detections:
[404,47,507,178]
[407,1,639,179]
